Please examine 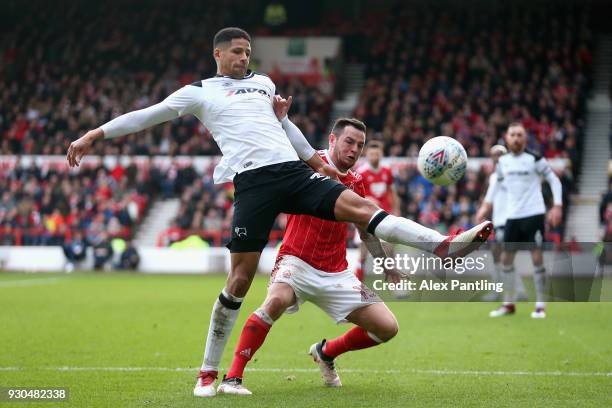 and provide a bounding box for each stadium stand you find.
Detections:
[0,1,593,247]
